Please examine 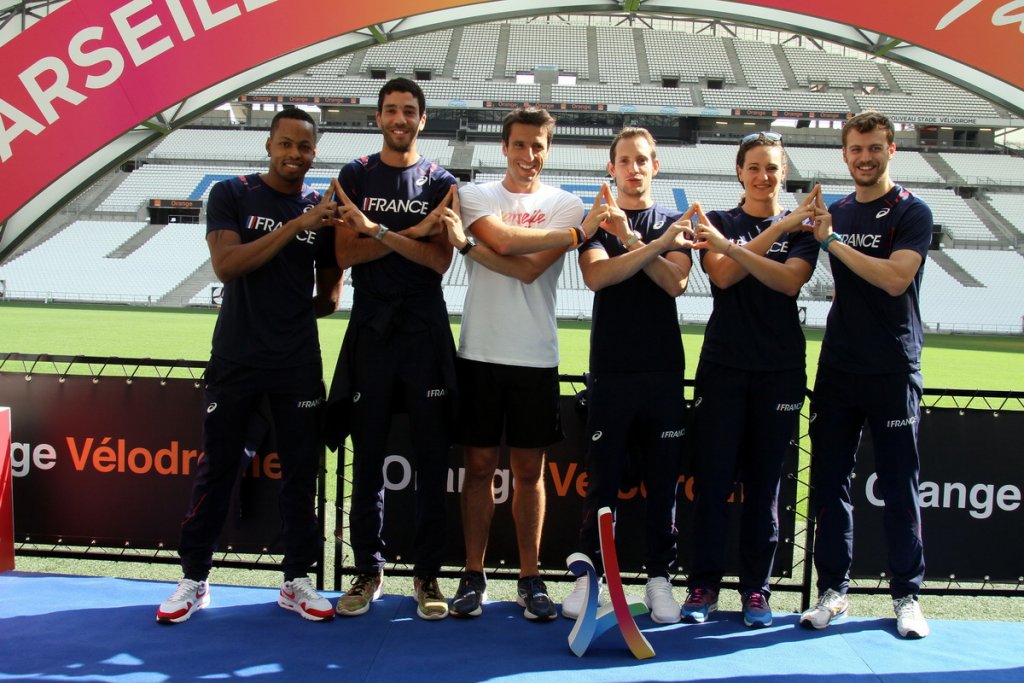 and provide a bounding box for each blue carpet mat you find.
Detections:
[0,573,1021,682]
